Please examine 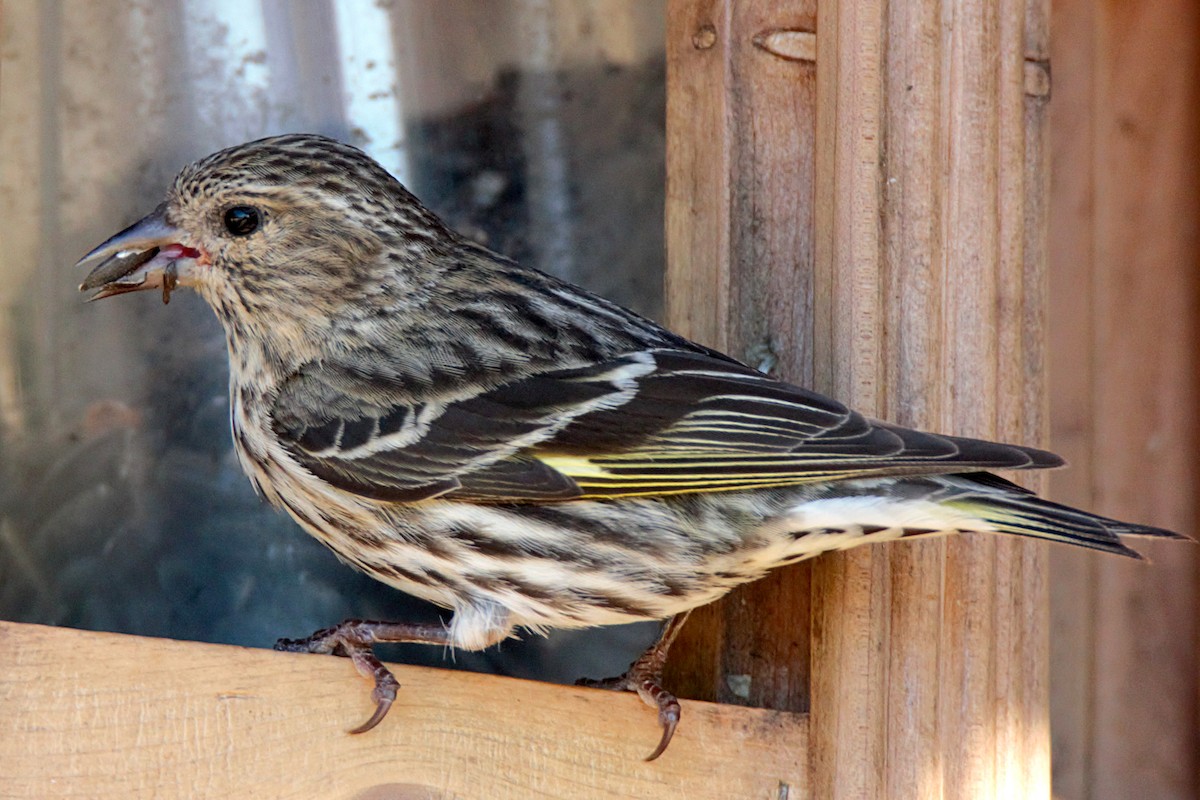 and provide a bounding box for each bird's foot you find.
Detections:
[577,662,681,761]
[575,611,691,761]
[275,618,451,734]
